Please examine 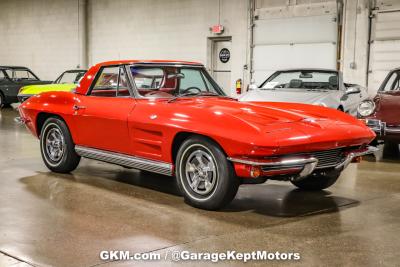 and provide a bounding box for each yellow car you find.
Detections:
[18,69,87,102]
